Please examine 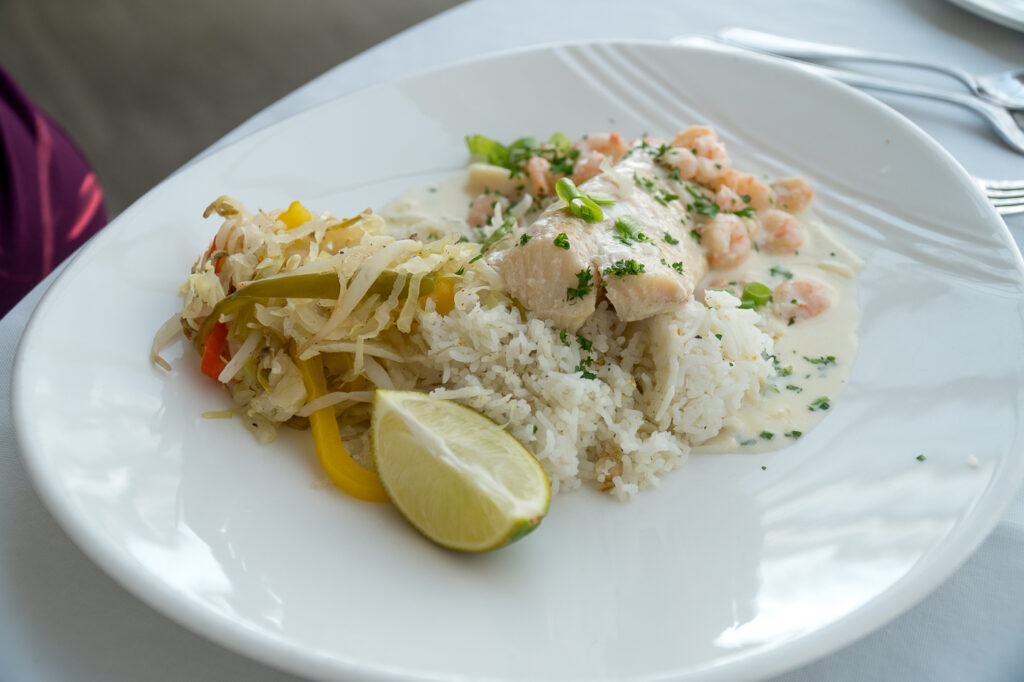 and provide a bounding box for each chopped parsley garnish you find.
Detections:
[455,266,465,276]
[808,396,831,412]
[740,438,758,447]
[769,265,793,280]
[532,424,538,434]
[634,173,658,193]
[559,328,569,346]
[576,335,593,351]
[689,229,702,244]
[455,235,470,244]
[760,431,775,440]
[566,268,594,303]
[684,185,720,217]
[635,173,678,206]
[603,259,646,279]
[785,430,802,439]
[916,454,927,461]
[613,215,652,246]
[518,234,532,246]
[770,355,793,377]
[653,143,673,161]
[804,355,837,366]
[733,206,756,218]
[553,232,571,250]
[663,232,679,245]
[574,356,596,380]
[785,384,803,393]
[671,261,685,275]
[739,193,752,203]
